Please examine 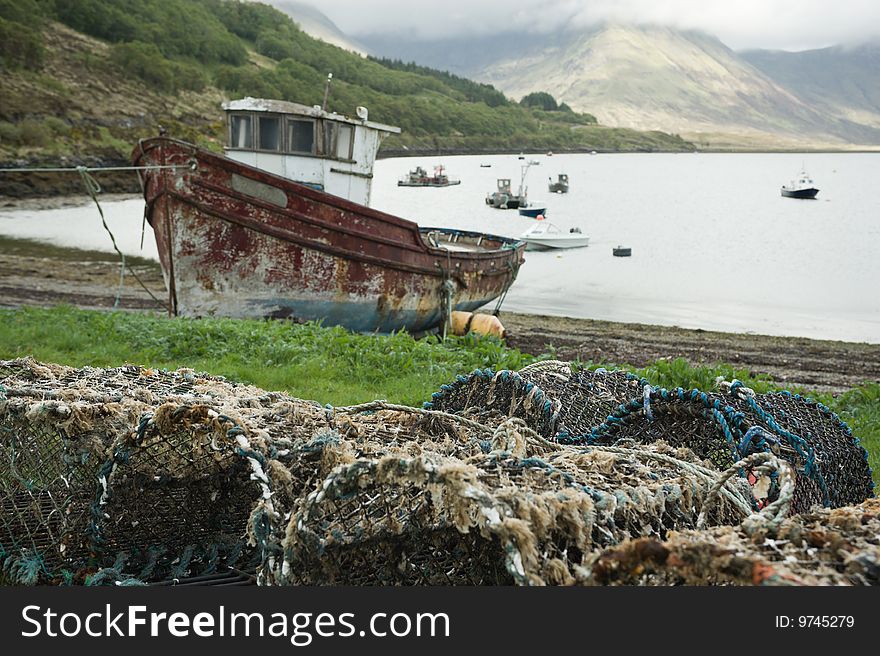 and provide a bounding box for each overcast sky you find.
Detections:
[283,0,880,51]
